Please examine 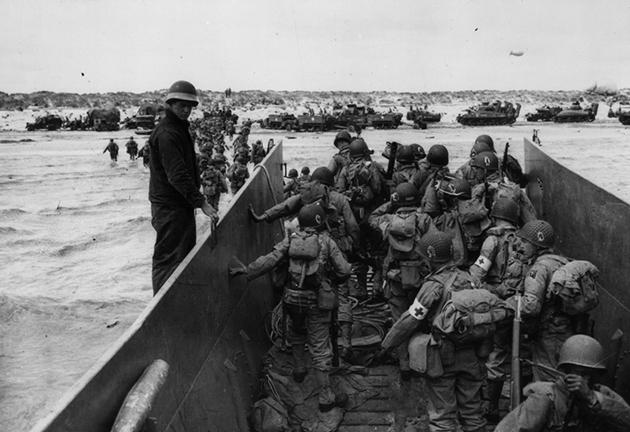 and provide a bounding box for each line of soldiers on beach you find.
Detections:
[102,136,150,166]
[229,131,630,431]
